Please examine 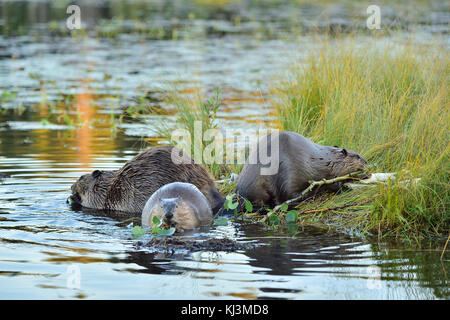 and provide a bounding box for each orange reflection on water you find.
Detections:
[74,78,94,169]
